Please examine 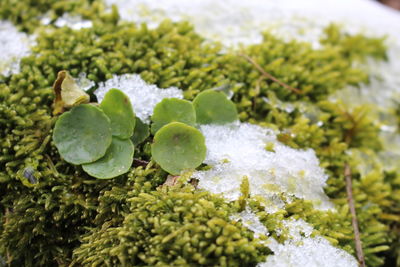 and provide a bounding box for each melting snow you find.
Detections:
[0,21,33,76]
[230,208,269,239]
[232,210,357,267]
[259,236,357,267]
[94,74,183,123]
[193,123,333,211]
[106,0,400,47]
[41,13,93,30]
[76,73,96,91]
